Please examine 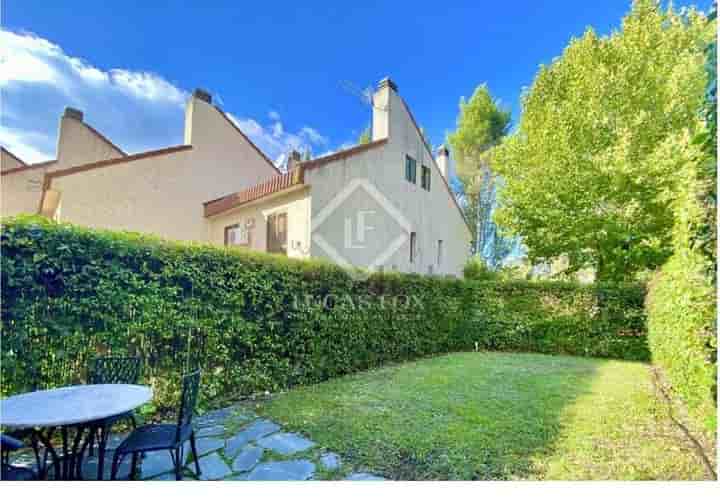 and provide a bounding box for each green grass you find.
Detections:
[258,352,714,480]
